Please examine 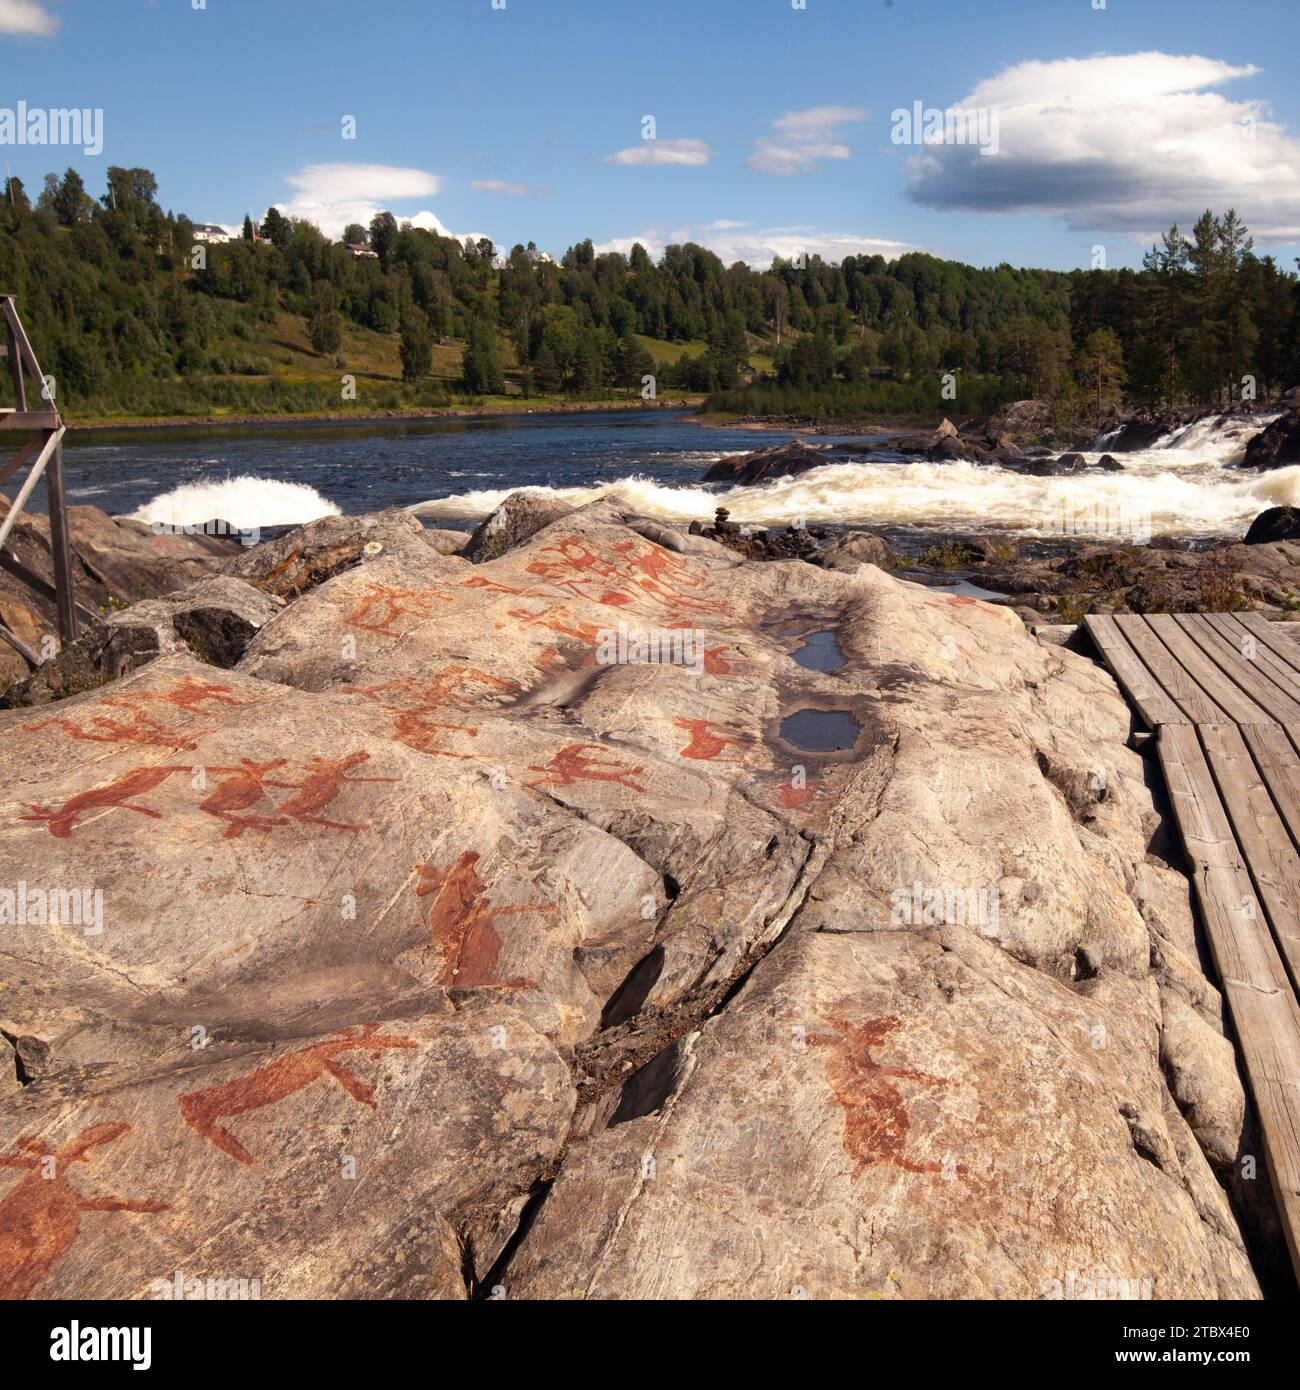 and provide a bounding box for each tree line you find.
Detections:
[1,165,1296,421]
